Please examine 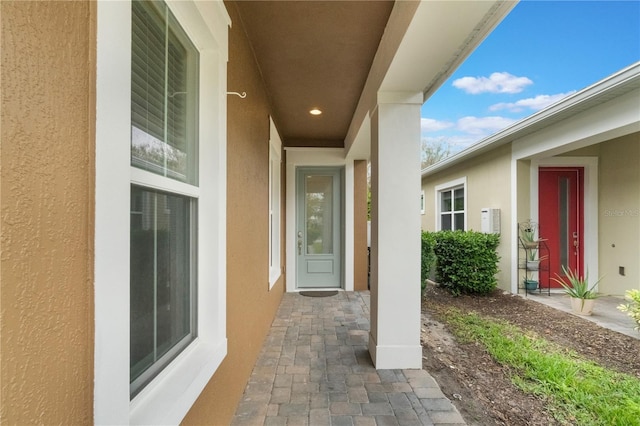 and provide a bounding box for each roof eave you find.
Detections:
[422,61,640,178]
